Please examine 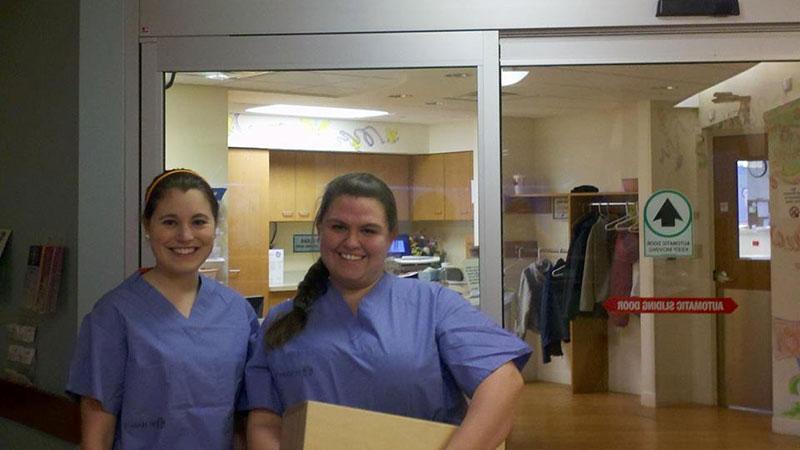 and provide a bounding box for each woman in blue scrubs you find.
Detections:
[67,169,258,449]
[246,173,531,450]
